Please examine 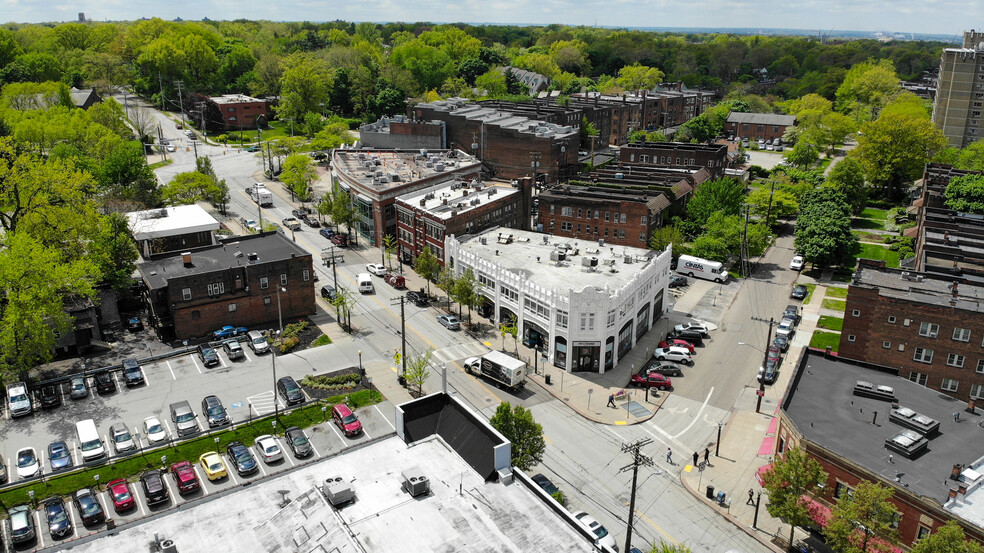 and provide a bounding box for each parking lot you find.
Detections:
[1,399,395,551]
